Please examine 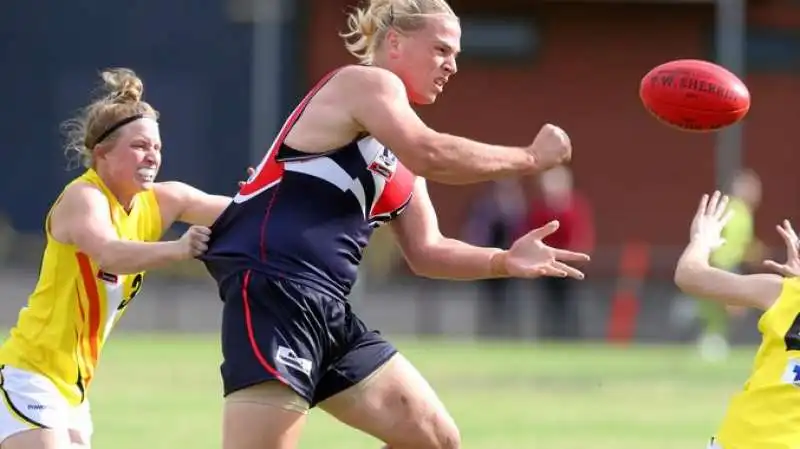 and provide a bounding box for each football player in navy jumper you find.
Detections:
[202,1,588,448]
